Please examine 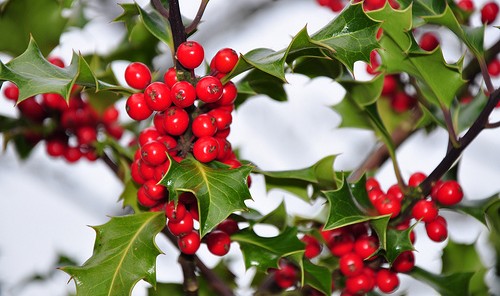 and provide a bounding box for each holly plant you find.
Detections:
[1,0,500,295]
